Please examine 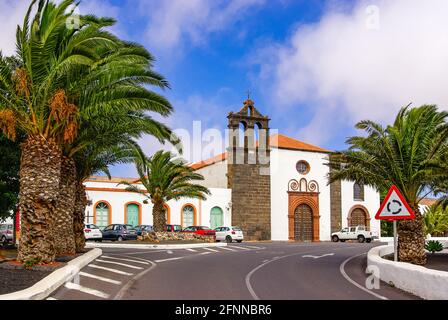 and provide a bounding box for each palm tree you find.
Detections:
[423,204,448,237]
[0,0,126,263]
[329,105,448,265]
[120,151,211,232]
